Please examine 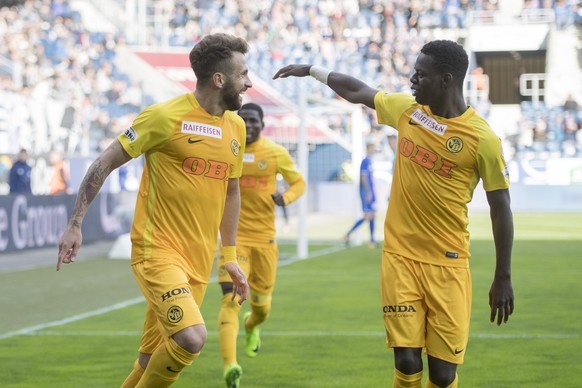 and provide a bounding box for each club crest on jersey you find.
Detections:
[446,137,463,153]
[124,127,138,142]
[167,306,183,323]
[231,139,240,156]
[258,160,267,170]
[410,109,447,136]
[181,120,222,139]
